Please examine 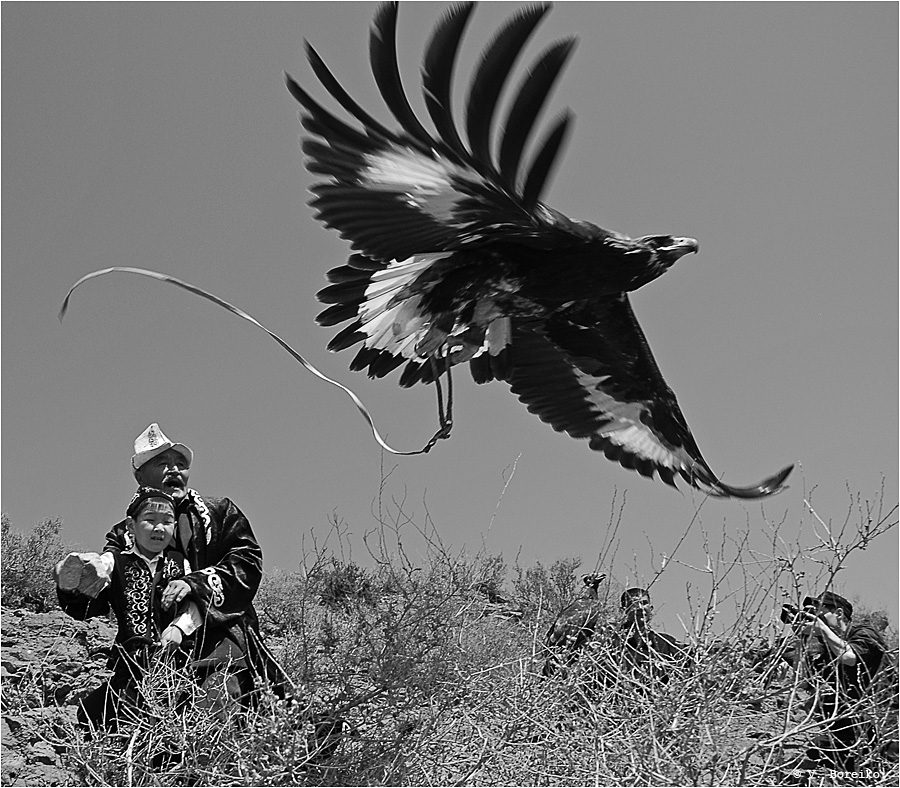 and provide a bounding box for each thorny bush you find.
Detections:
[5,483,899,786]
